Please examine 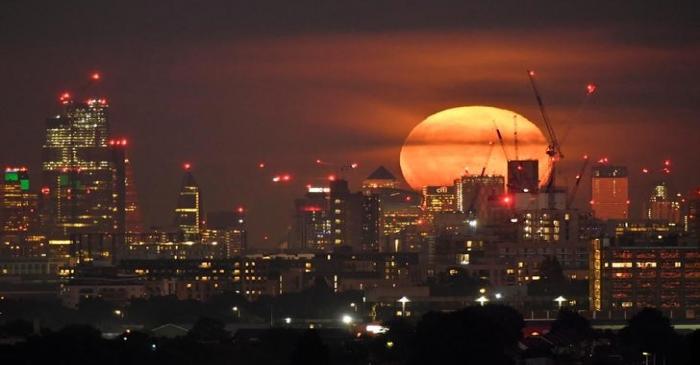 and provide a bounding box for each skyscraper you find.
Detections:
[646,181,681,223]
[292,186,331,250]
[174,164,202,240]
[591,165,629,220]
[422,185,456,221]
[41,97,125,241]
[361,166,422,252]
